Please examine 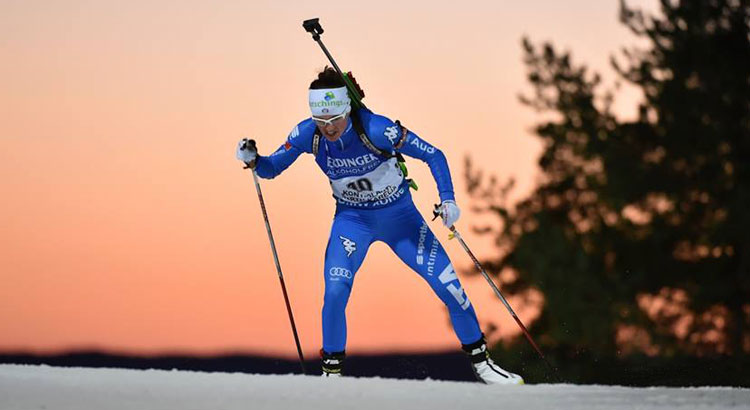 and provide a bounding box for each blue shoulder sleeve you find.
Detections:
[254,119,316,179]
[361,110,456,202]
